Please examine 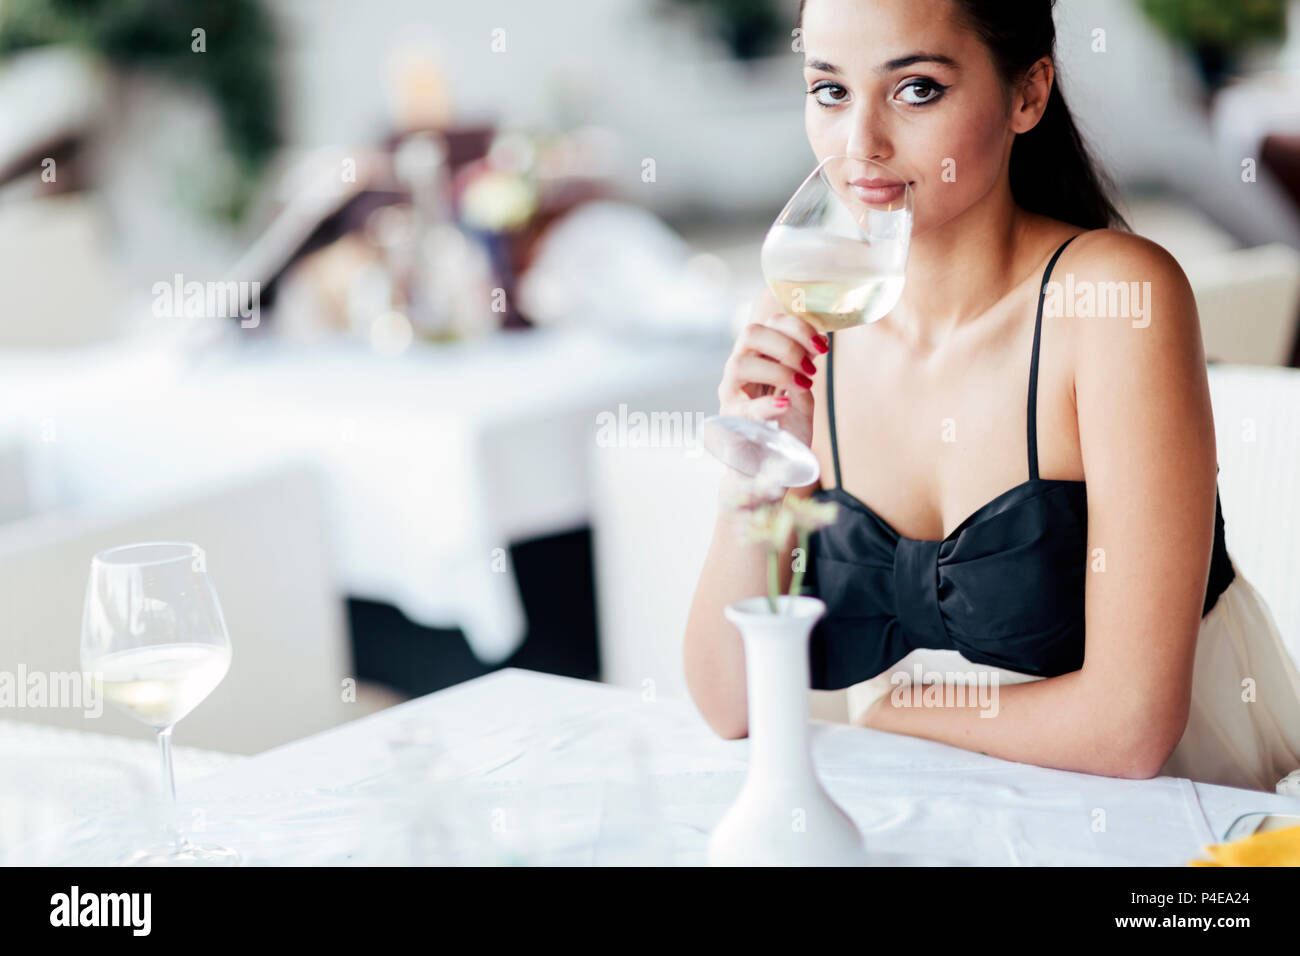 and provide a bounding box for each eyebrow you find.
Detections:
[804,52,960,75]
